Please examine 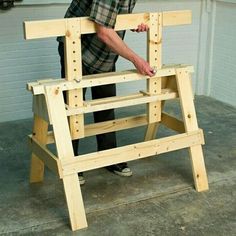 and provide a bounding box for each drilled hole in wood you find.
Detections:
[73,41,75,44]
[188,114,191,118]
[73,51,76,53]
[74,69,77,71]
[55,89,59,95]
[73,60,76,63]
[76,130,79,132]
